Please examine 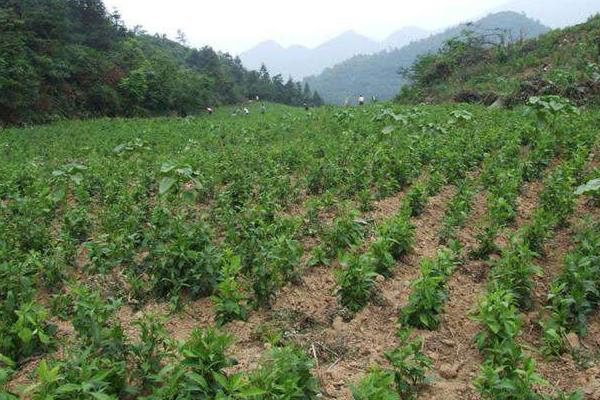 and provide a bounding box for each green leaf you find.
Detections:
[18,327,33,344]
[112,144,127,154]
[49,190,66,202]
[56,383,82,394]
[160,163,176,173]
[91,392,115,400]
[70,173,83,185]
[182,191,196,203]
[382,125,395,135]
[159,177,177,195]
[575,178,600,195]
[240,387,267,397]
